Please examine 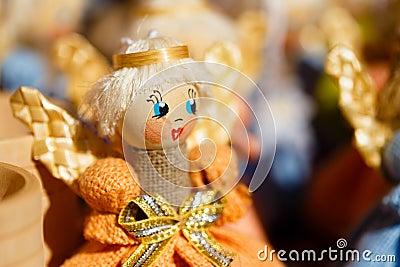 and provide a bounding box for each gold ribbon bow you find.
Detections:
[118,190,235,267]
